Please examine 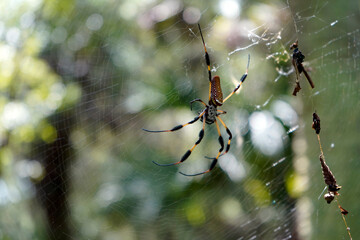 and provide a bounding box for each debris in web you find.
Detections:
[228,27,283,57]
[311,112,321,134]
[290,40,315,96]
[319,154,340,195]
[292,82,301,96]
[312,112,352,239]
